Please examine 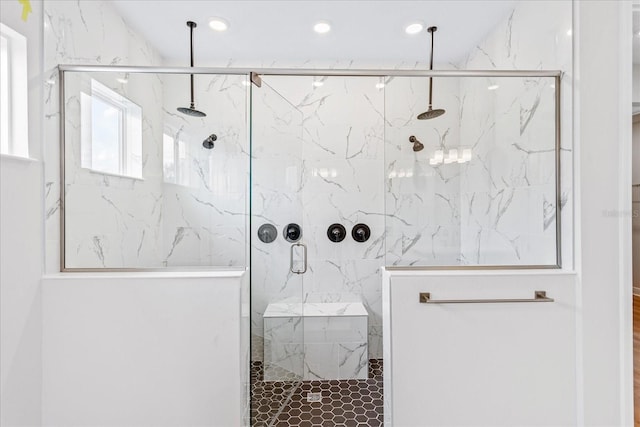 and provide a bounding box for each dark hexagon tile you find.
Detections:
[251,359,383,426]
